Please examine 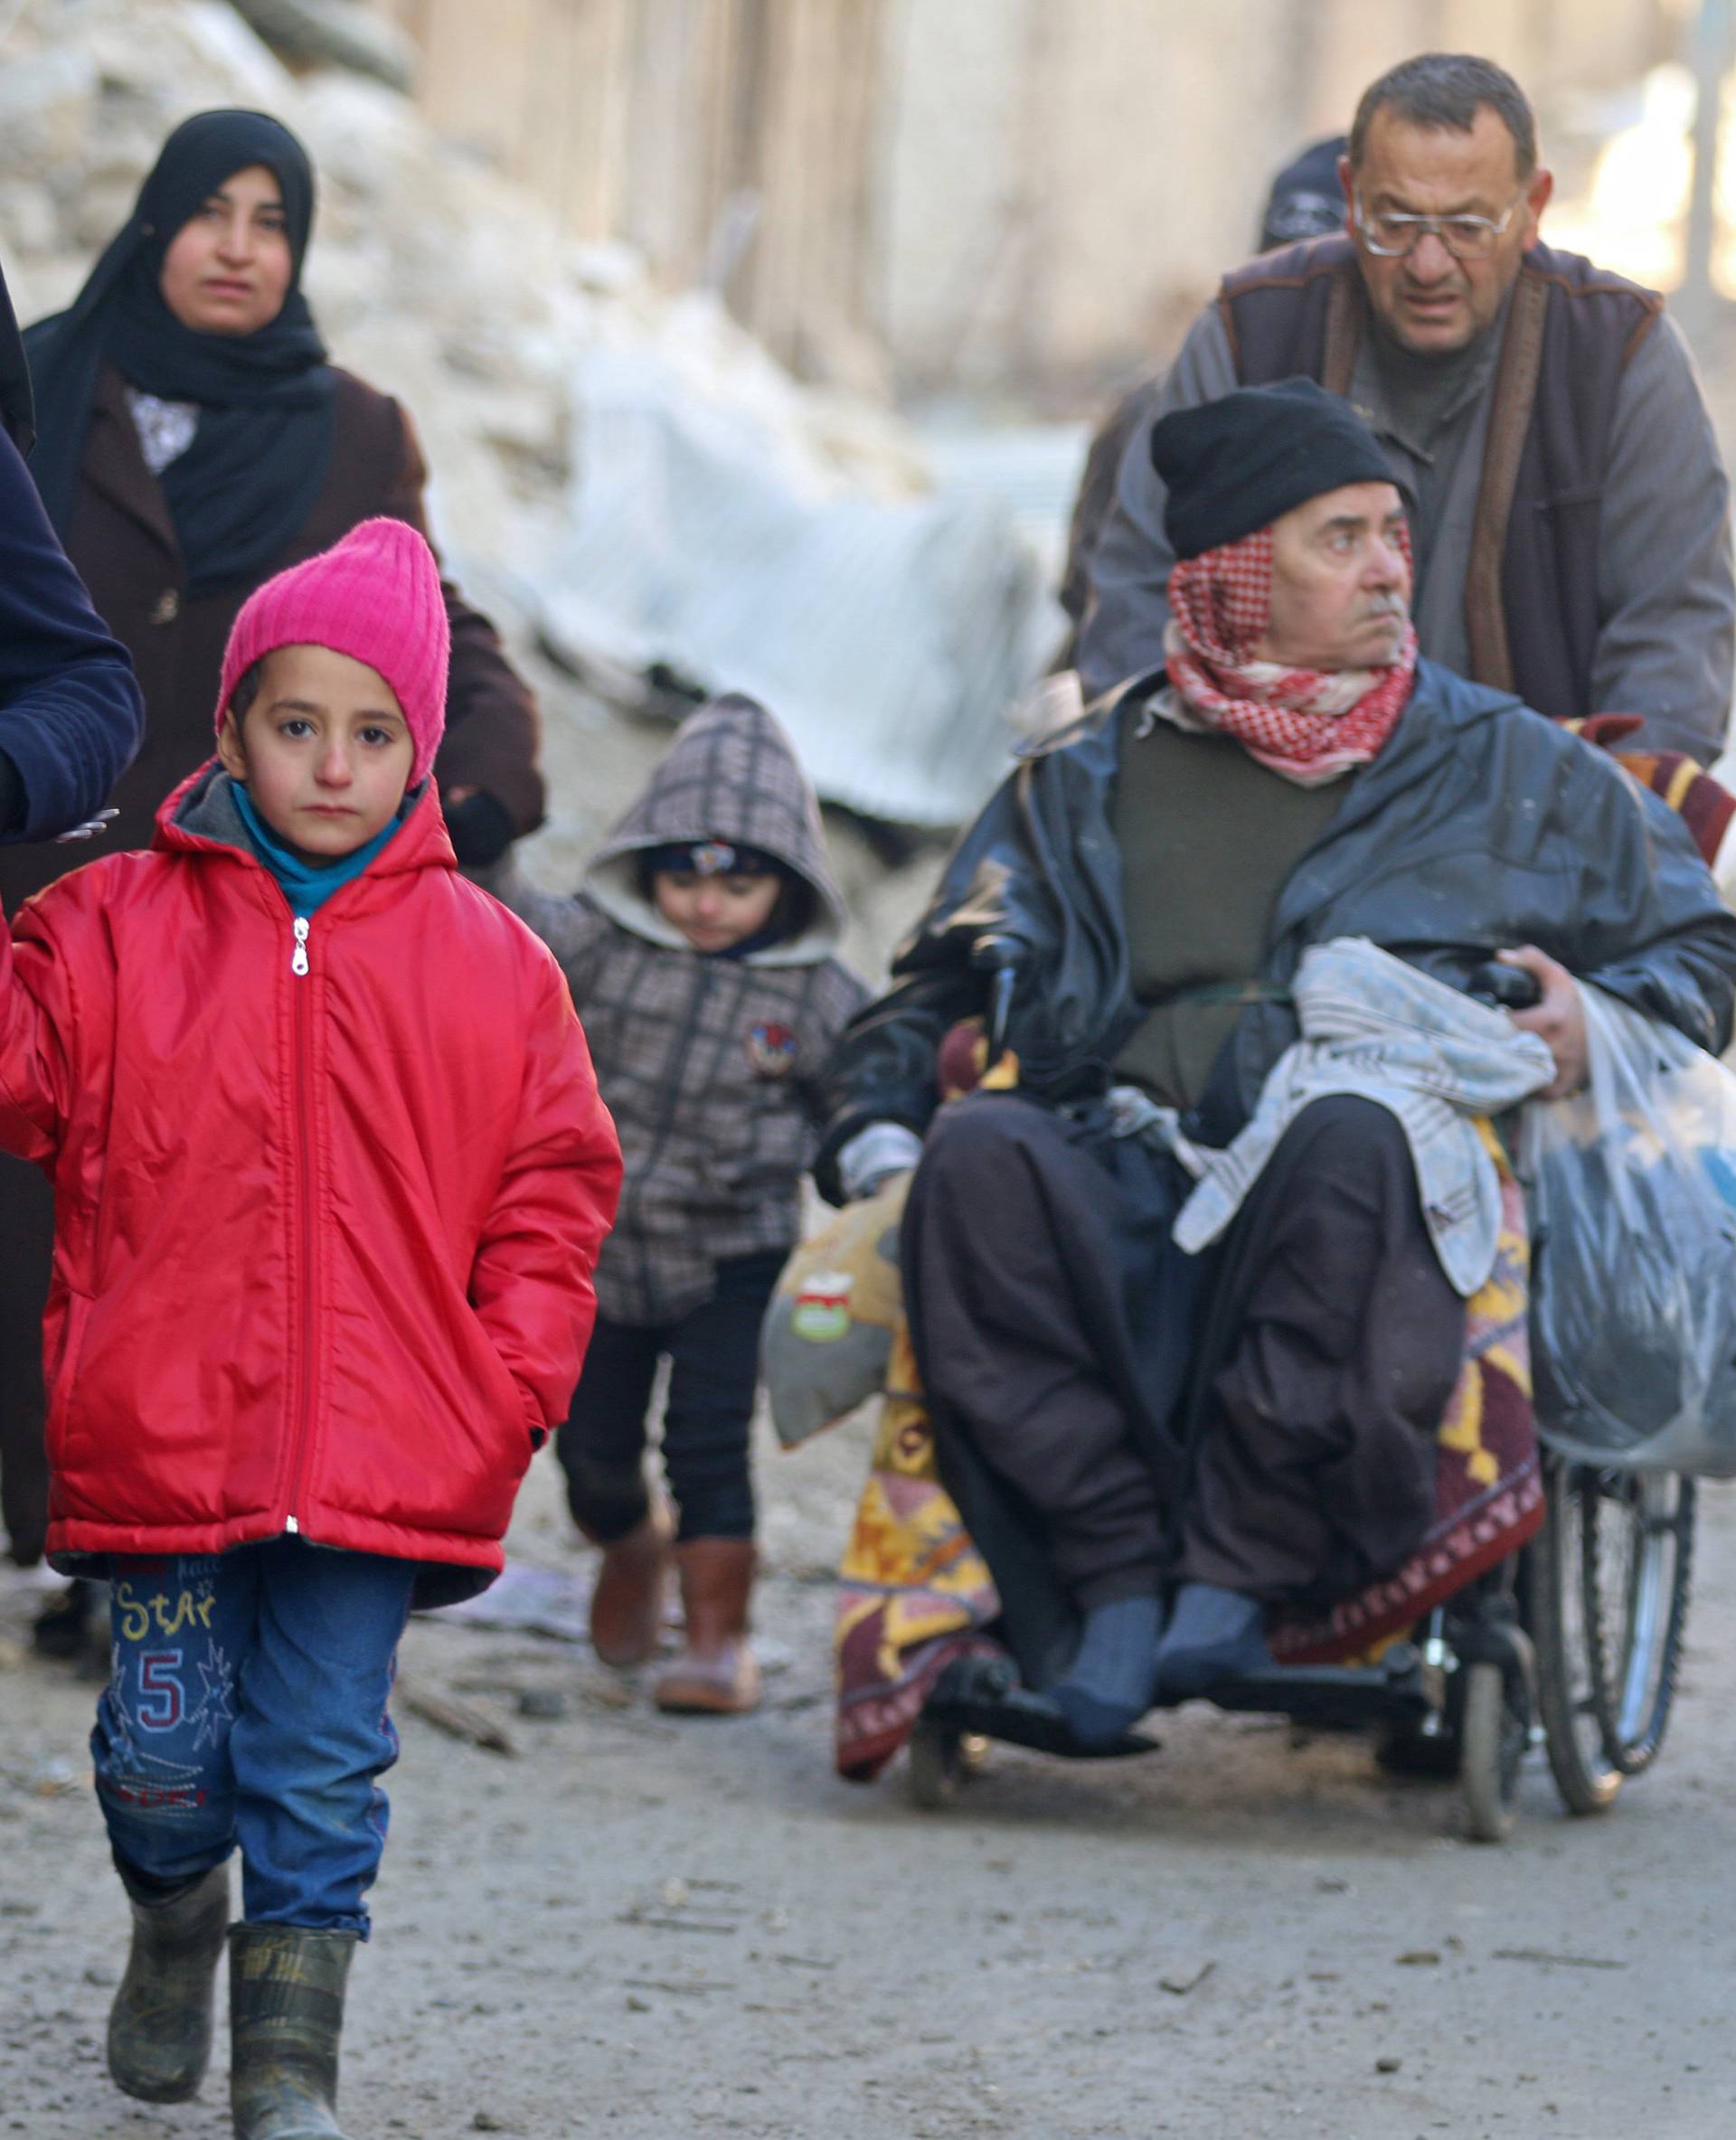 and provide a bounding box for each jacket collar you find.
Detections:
[1068,659,1525,944]
[153,759,457,887]
[1050,660,1524,955]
